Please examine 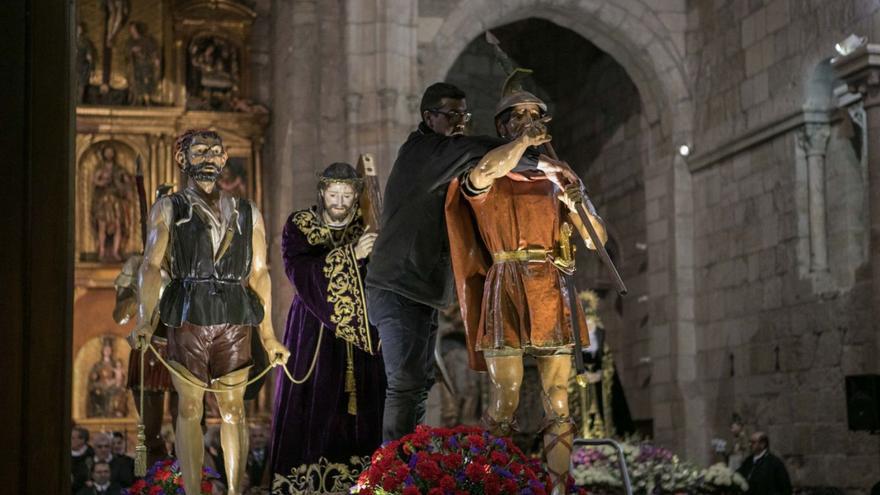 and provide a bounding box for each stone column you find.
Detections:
[344,0,419,184]
[833,43,880,372]
[795,118,831,273]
